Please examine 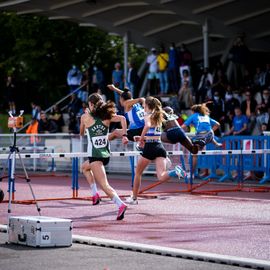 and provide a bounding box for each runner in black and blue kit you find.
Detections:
[108,84,145,141]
